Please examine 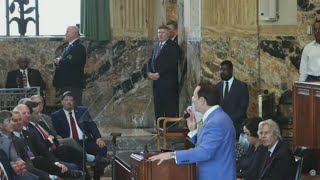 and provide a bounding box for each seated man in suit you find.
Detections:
[5,57,46,94]
[30,95,87,153]
[0,110,51,180]
[51,91,108,175]
[9,109,83,179]
[149,82,236,180]
[258,119,295,180]
[216,60,249,139]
